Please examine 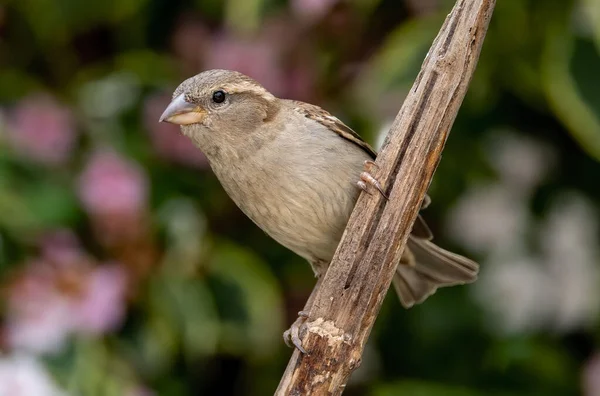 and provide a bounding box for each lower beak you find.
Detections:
[159,94,207,125]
